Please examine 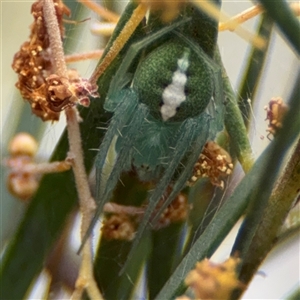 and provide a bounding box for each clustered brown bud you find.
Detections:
[101,214,136,241]
[100,189,189,240]
[153,192,189,229]
[46,70,98,112]
[12,0,98,121]
[12,0,70,121]
[183,257,243,300]
[265,97,288,139]
[188,141,233,189]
